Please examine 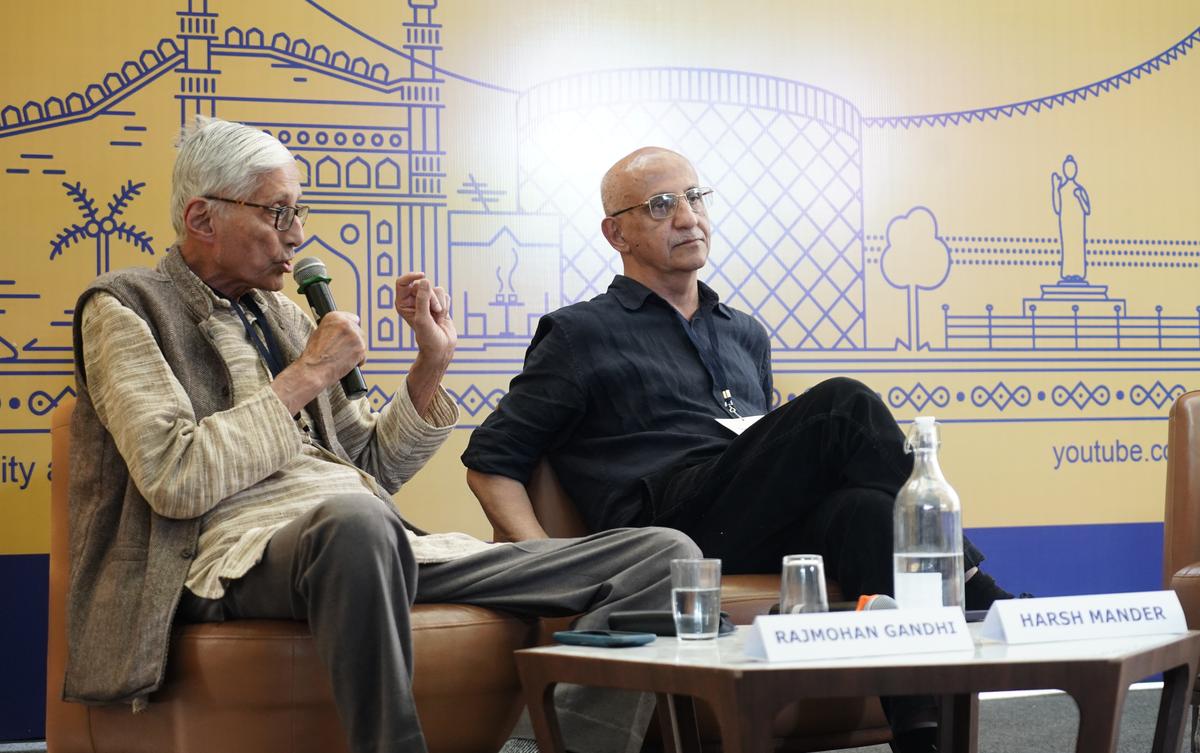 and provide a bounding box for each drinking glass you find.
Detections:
[670,558,722,640]
[780,554,829,614]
